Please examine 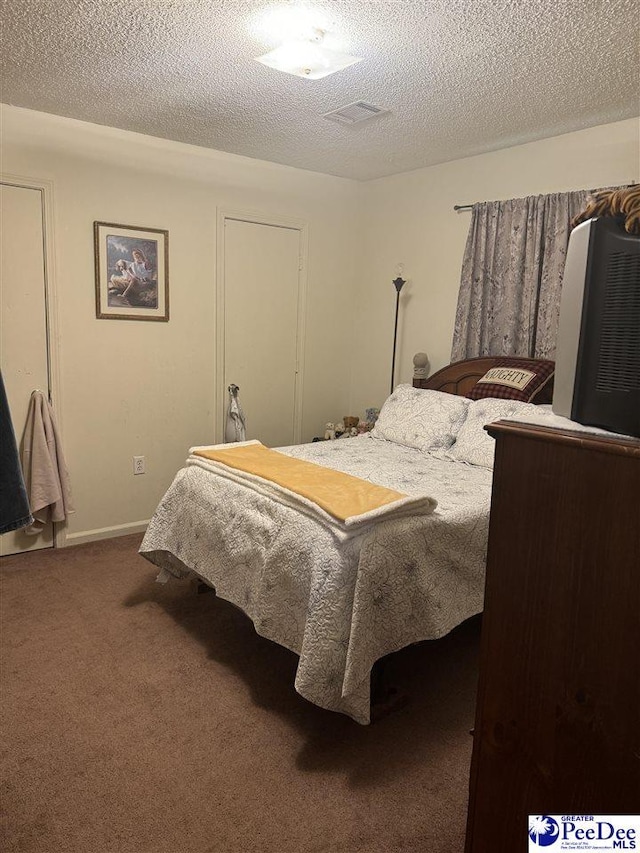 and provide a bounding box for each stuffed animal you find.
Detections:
[324,422,336,441]
[571,185,640,235]
[365,407,380,426]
